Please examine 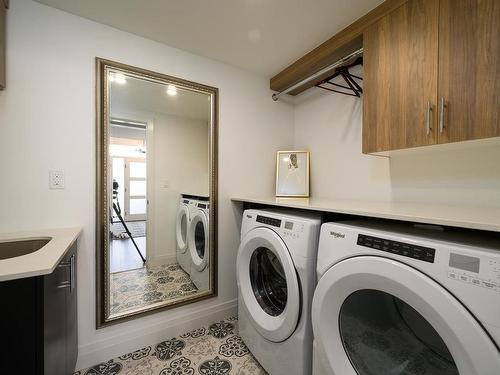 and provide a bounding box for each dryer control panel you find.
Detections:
[448,252,500,293]
[357,234,435,263]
